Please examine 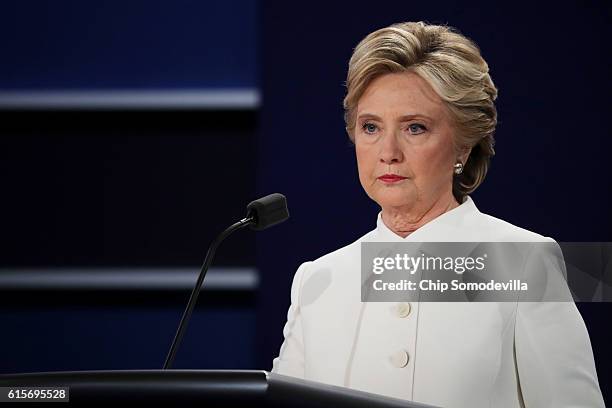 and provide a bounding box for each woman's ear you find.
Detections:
[459,146,472,165]
[453,138,472,165]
